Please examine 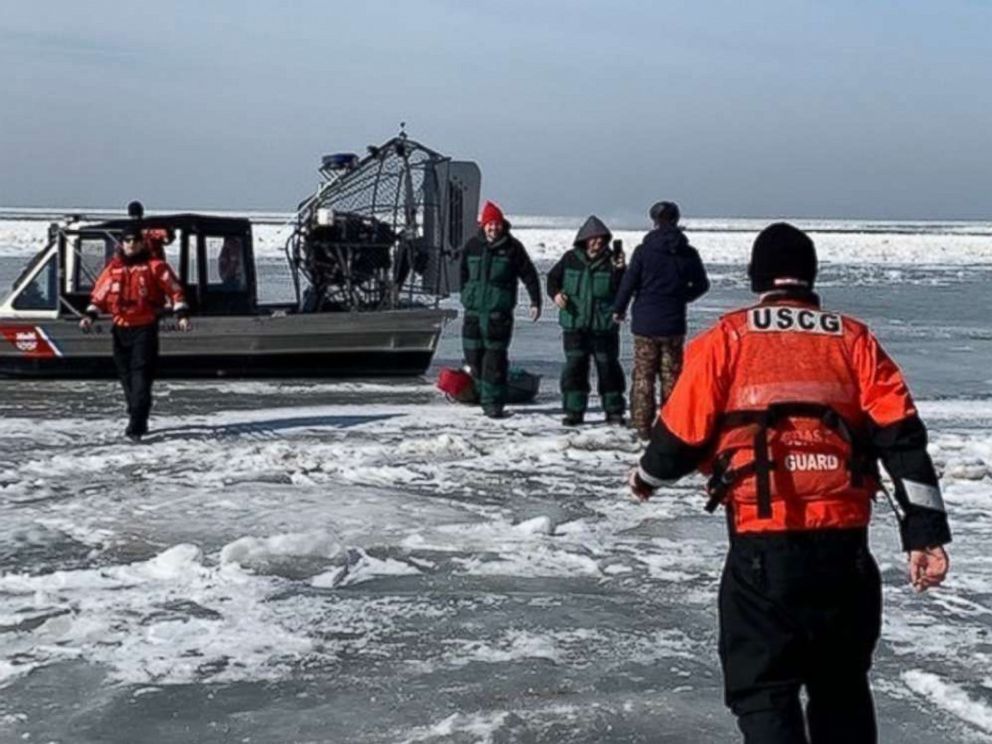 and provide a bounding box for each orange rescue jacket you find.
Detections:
[659,297,917,535]
[88,254,187,328]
